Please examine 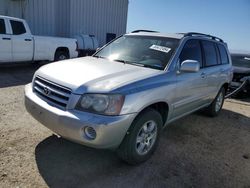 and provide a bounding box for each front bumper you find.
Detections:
[25,84,137,149]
